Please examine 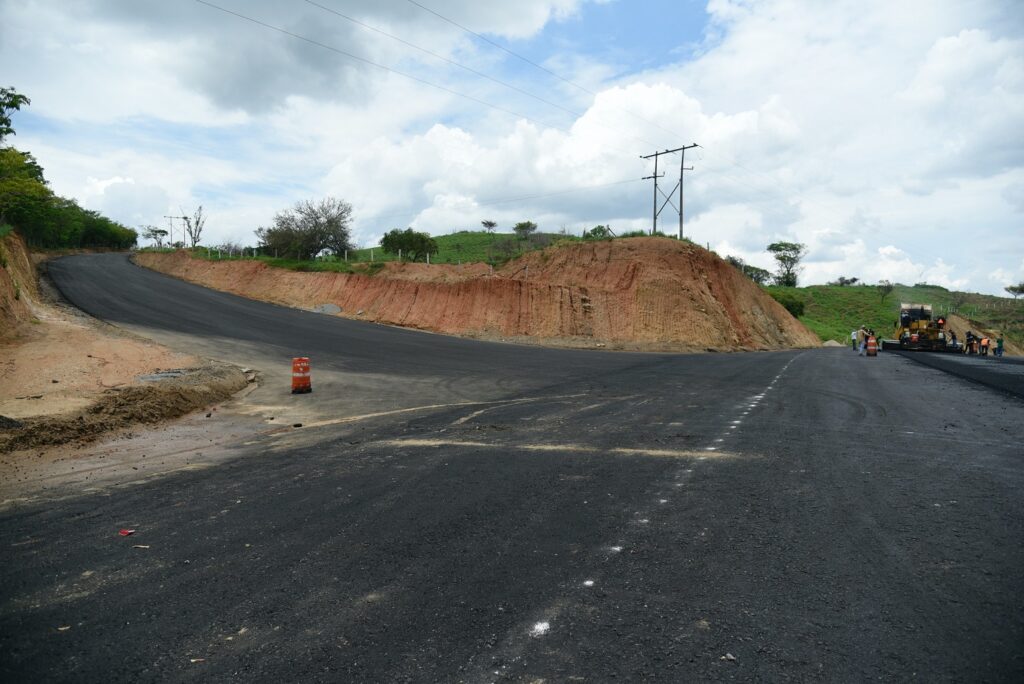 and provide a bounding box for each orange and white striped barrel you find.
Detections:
[291,357,312,394]
[866,336,878,357]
